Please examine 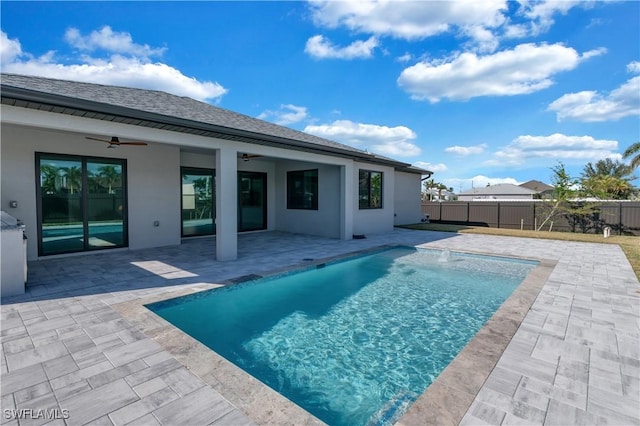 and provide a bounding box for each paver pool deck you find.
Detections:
[1,229,639,425]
